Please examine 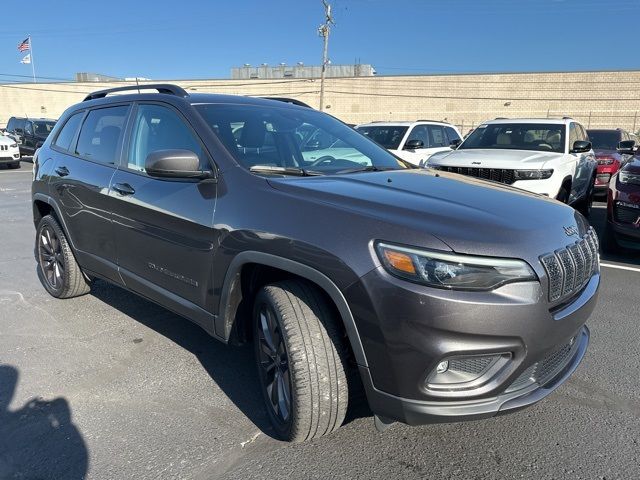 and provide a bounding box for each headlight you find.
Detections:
[514,169,554,180]
[10,143,18,148]
[619,171,640,185]
[376,242,537,290]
